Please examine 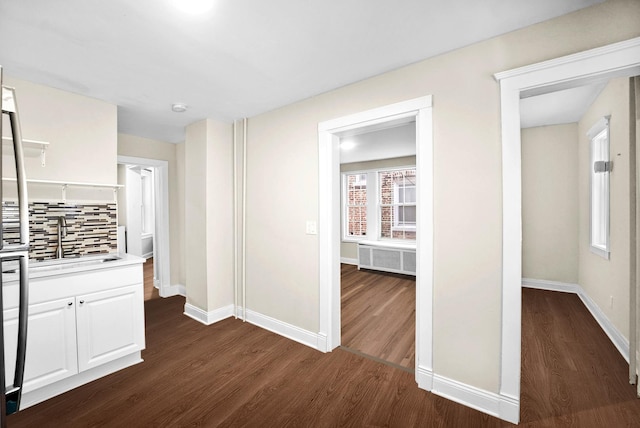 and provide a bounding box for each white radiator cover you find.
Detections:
[357,240,416,276]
